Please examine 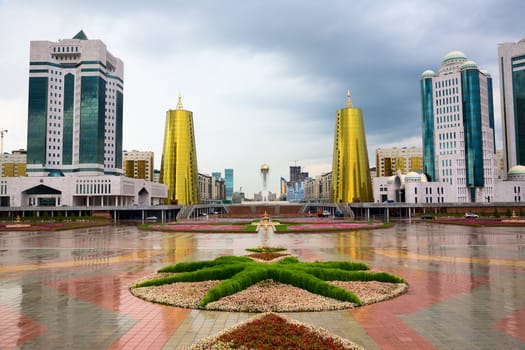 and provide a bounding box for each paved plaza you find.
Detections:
[0,222,524,349]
